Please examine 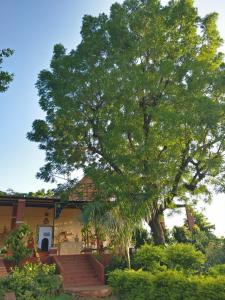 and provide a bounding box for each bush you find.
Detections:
[133,244,166,272]
[109,269,154,300]
[164,243,205,272]
[4,224,32,265]
[105,255,128,273]
[206,239,225,266]
[109,269,225,300]
[3,263,62,300]
[208,264,225,276]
